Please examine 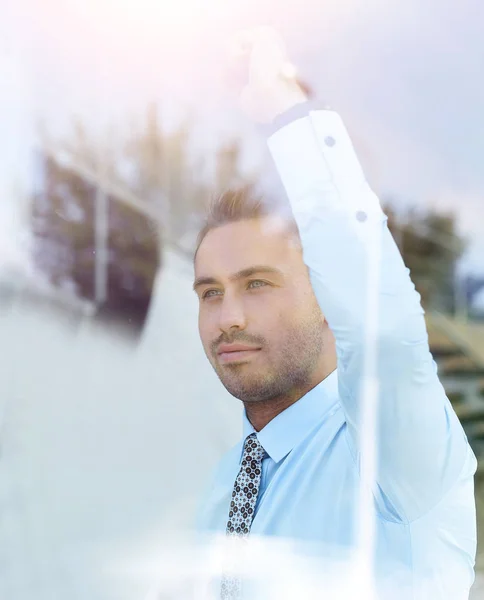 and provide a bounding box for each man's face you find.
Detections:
[194,217,325,404]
